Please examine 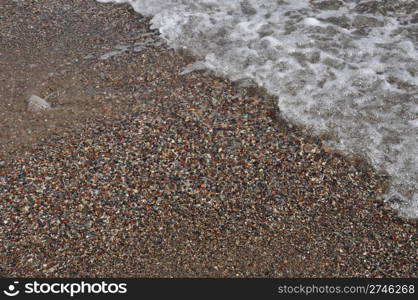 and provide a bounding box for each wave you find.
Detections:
[97,0,418,219]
